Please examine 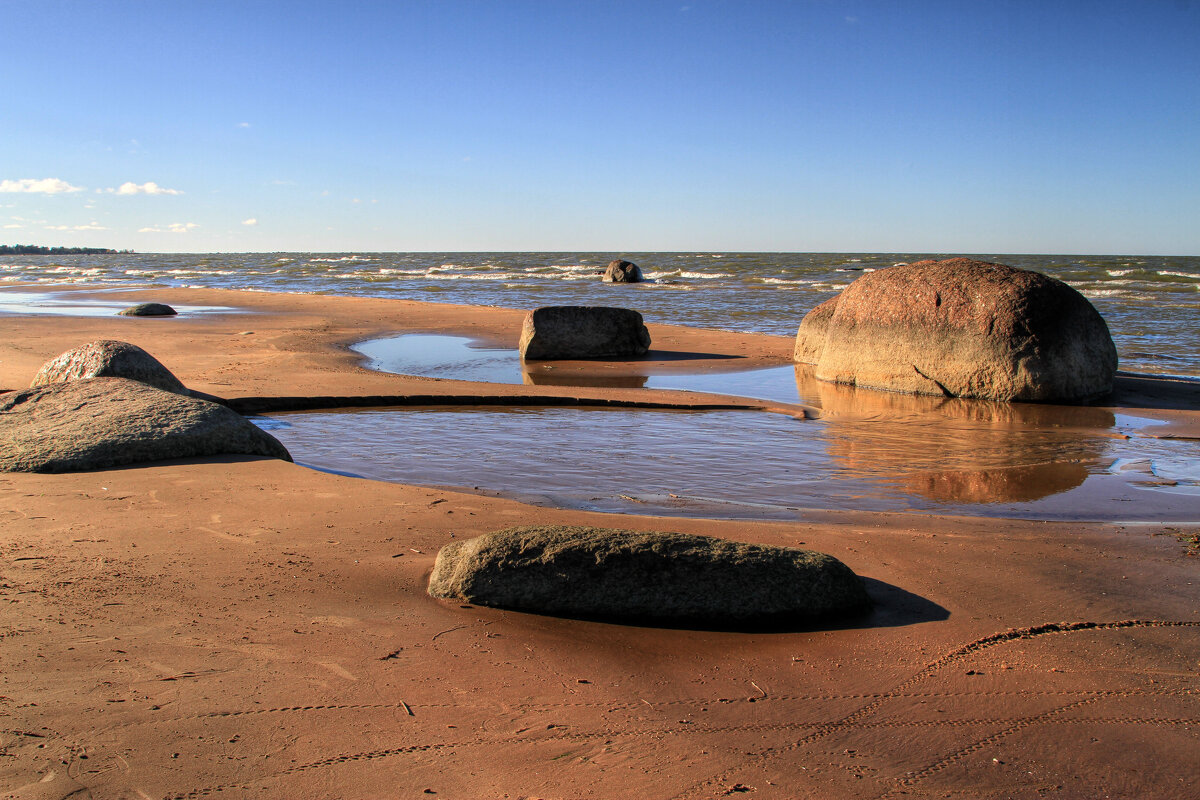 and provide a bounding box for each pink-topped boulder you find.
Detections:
[794,258,1117,402]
